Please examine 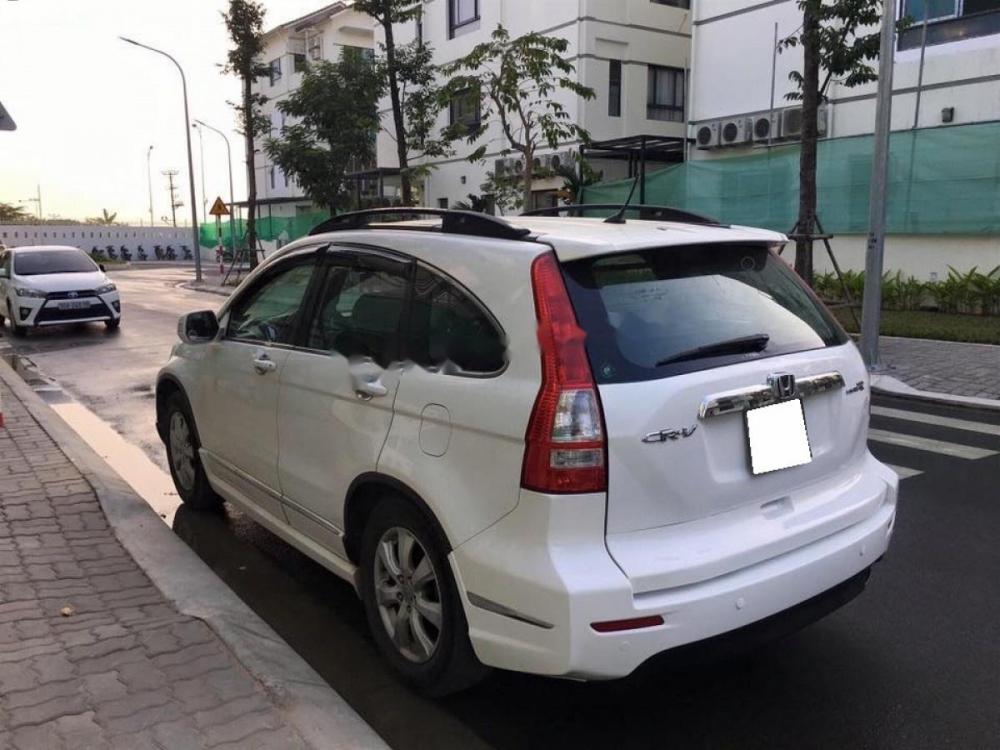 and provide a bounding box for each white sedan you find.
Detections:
[0,245,122,336]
